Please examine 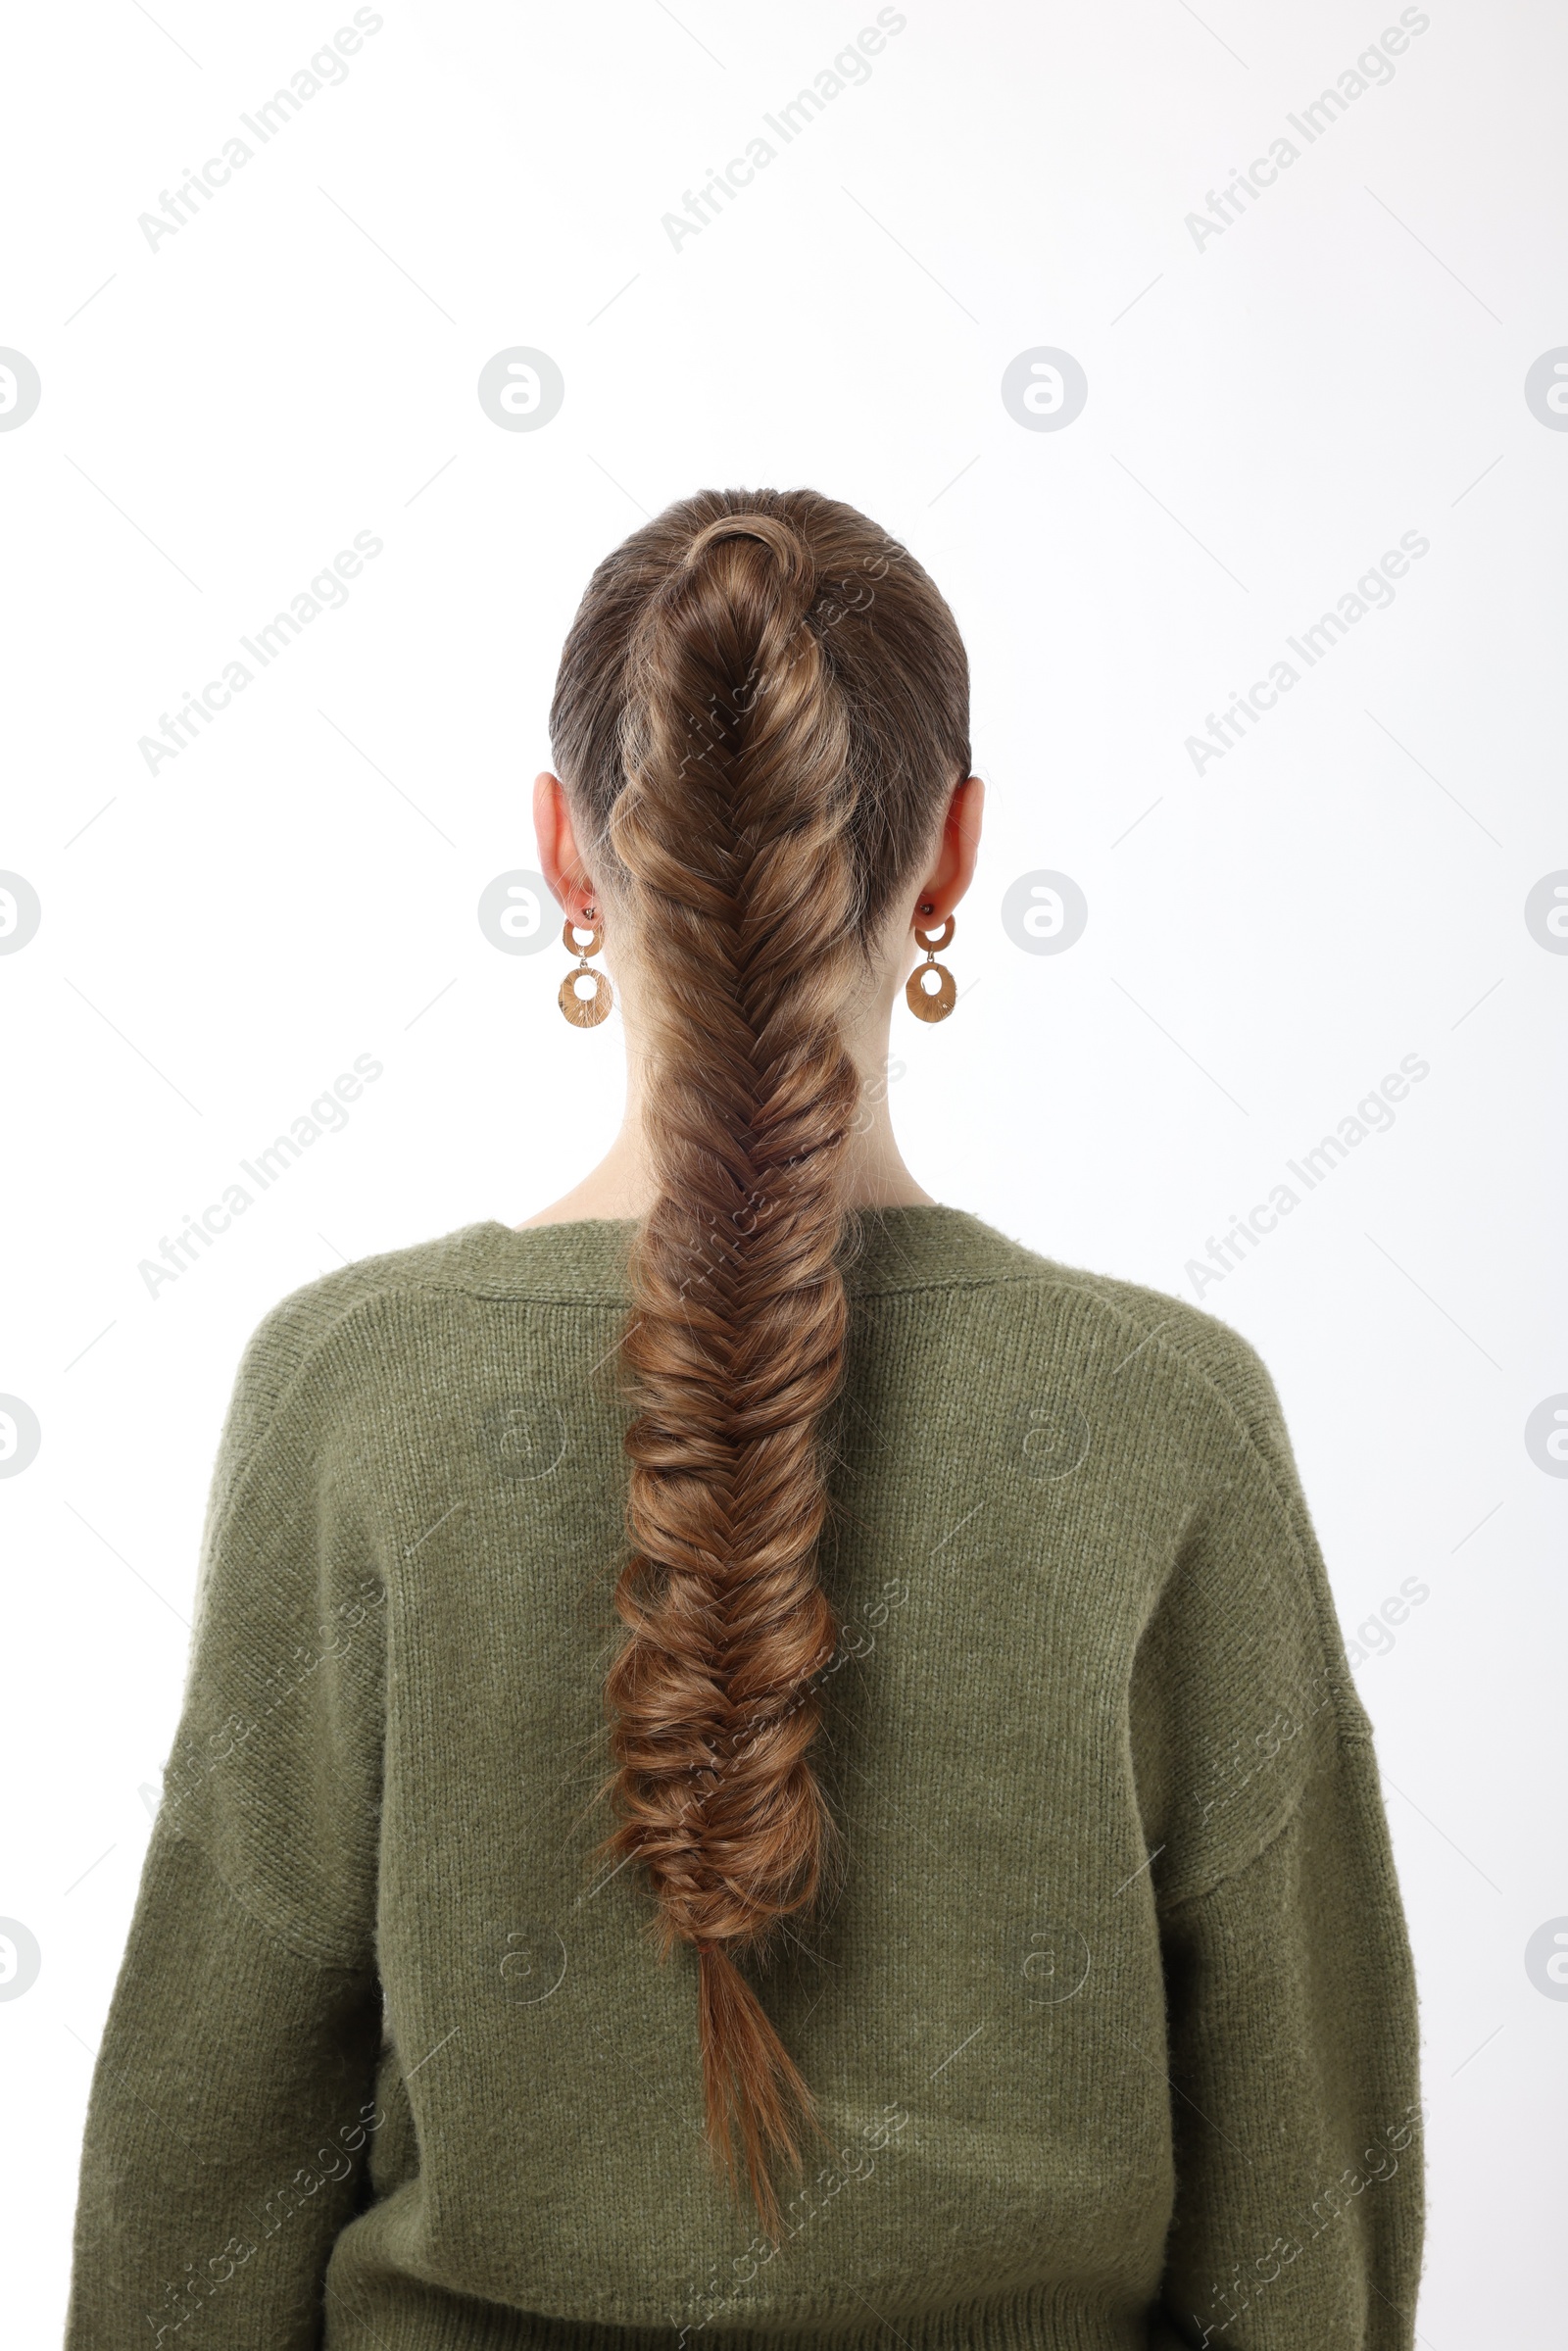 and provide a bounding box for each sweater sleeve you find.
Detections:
[1131,1325,1426,2349]
[64,1297,387,2351]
